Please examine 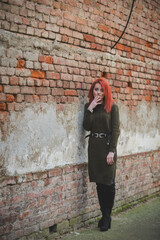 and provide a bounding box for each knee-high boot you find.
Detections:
[97,183,115,231]
[105,183,115,230]
[108,182,115,216]
[96,184,104,228]
[96,184,111,231]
